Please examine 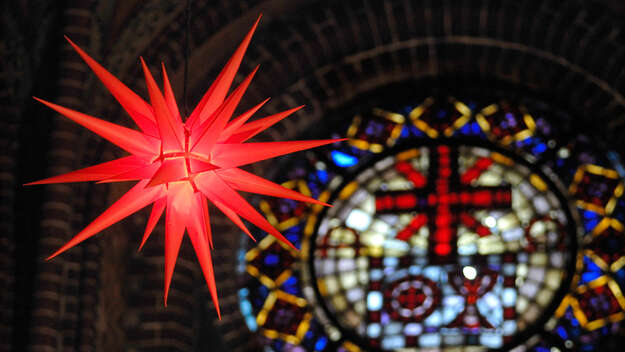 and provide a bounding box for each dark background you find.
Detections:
[2,0,625,351]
